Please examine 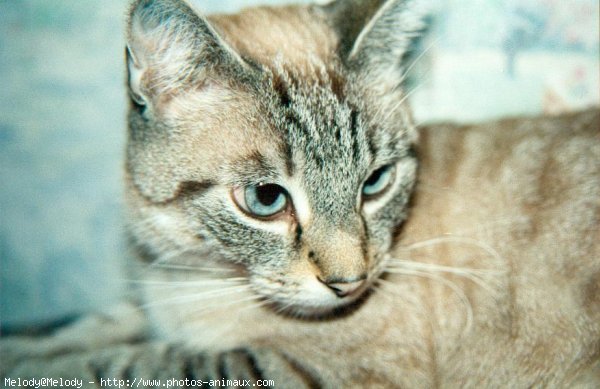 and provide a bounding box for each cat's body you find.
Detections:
[125,111,599,388]
[1,0,598,386]
[2,109,598,387]
[118,0,600,386]
[124,0,423,348]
